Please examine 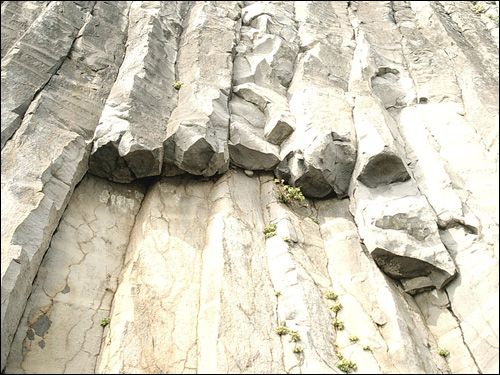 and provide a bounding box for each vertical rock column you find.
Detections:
[1,1,91,149]
[347,1,457,294]
[275,1,357,198]
[0,2,130,370]
[4,176,145,374]
[398,2,500,373]
[89,1,188,183]
[163,1,240,177]
[228,1,298,171]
